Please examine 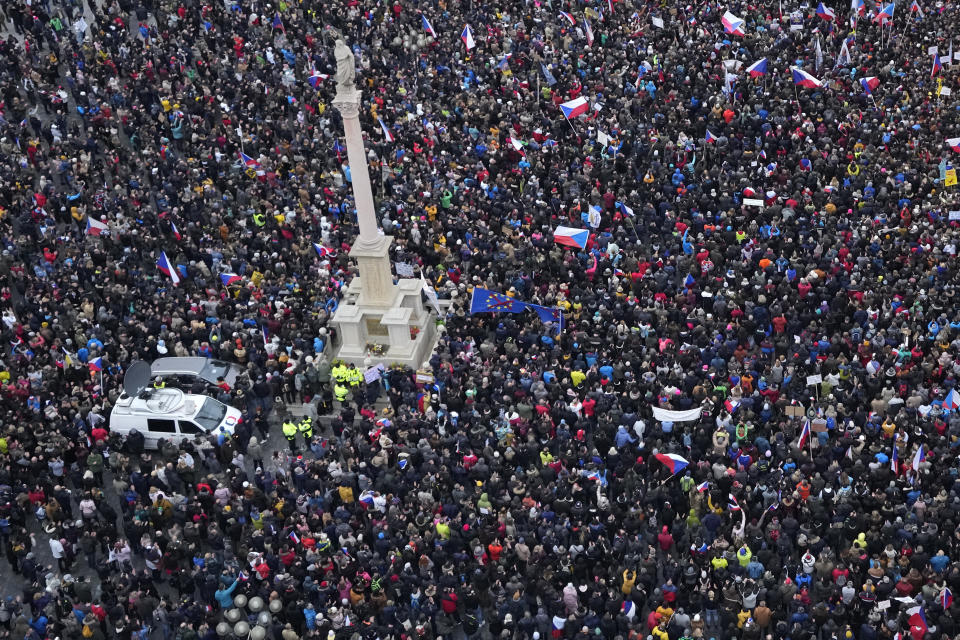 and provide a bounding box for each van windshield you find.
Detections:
[194,398,228,431]
[200,360,231,381]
